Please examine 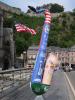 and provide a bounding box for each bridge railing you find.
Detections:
[0,67,32,96]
